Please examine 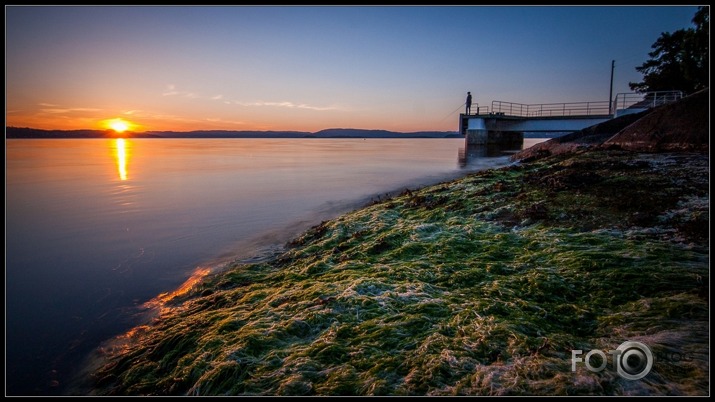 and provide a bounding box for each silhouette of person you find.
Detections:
[466,91,472,115]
